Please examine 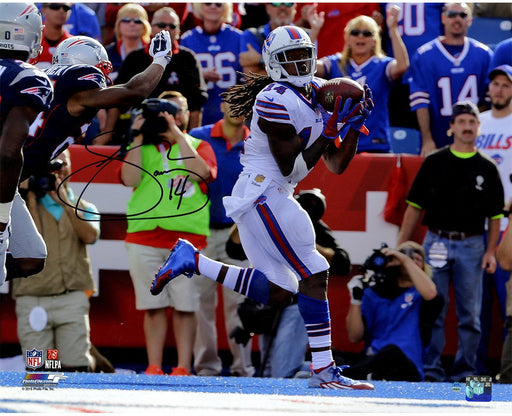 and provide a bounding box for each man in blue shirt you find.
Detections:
[345,242,440,381]
[409,3,492,156]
